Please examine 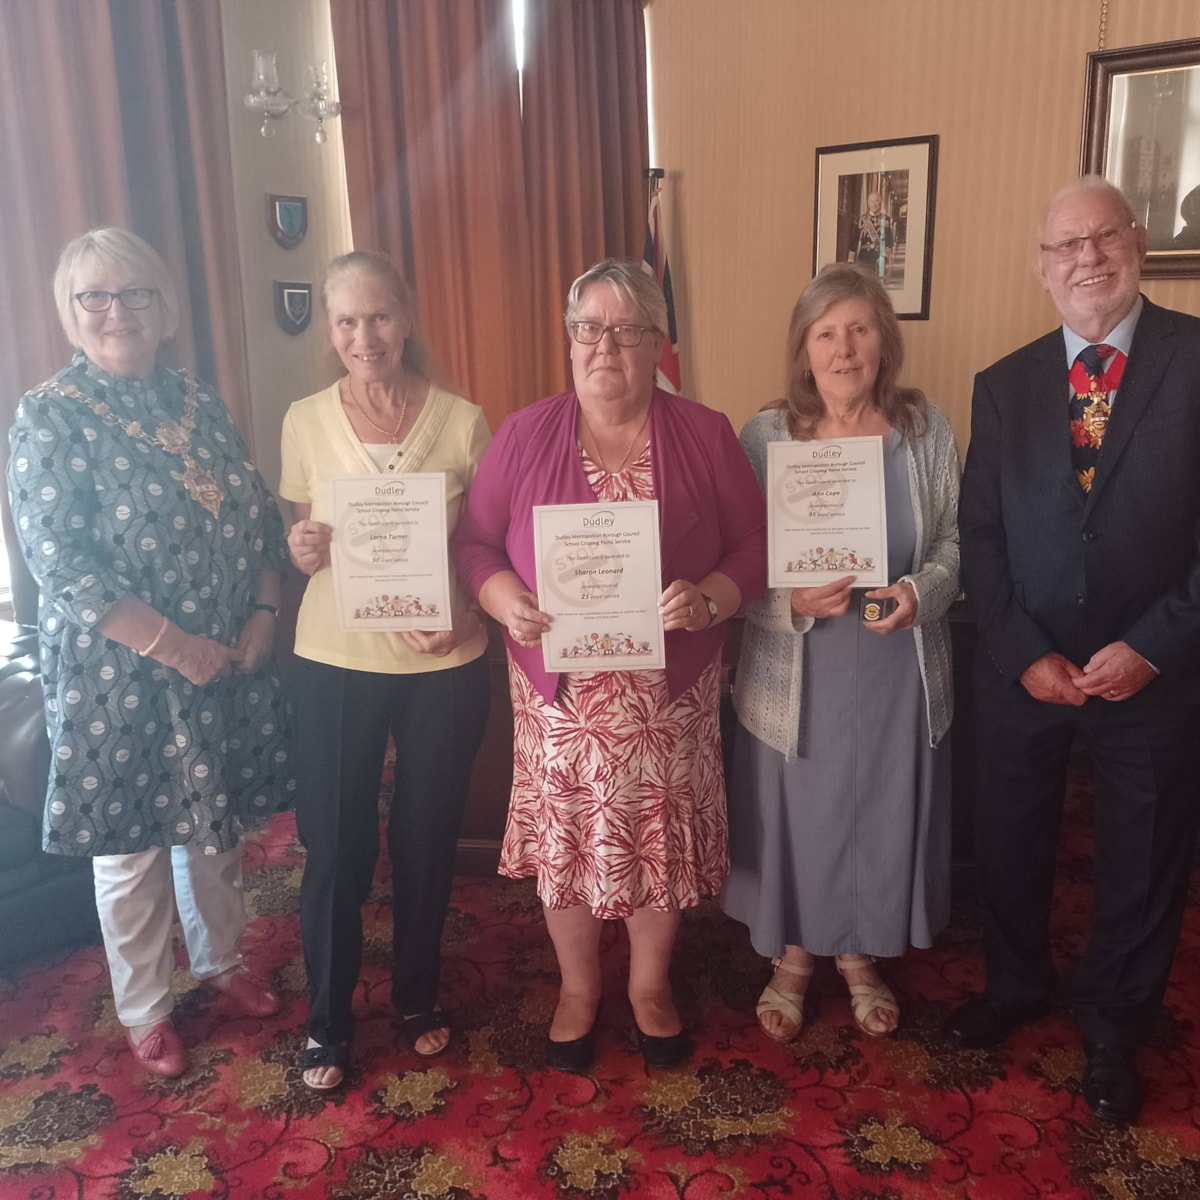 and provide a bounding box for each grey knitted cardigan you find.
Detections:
[732,404,960,759]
